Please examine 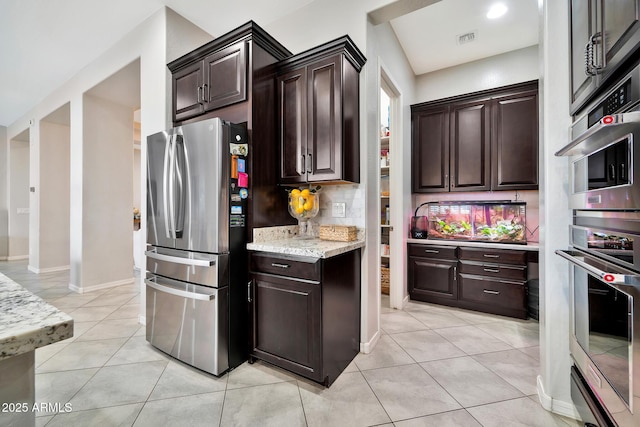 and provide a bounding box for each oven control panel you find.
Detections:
[588,79,632,127]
